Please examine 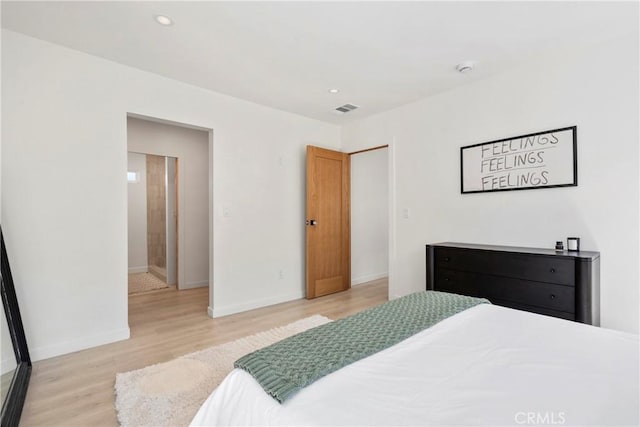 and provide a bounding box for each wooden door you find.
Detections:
[306,146,350,299]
